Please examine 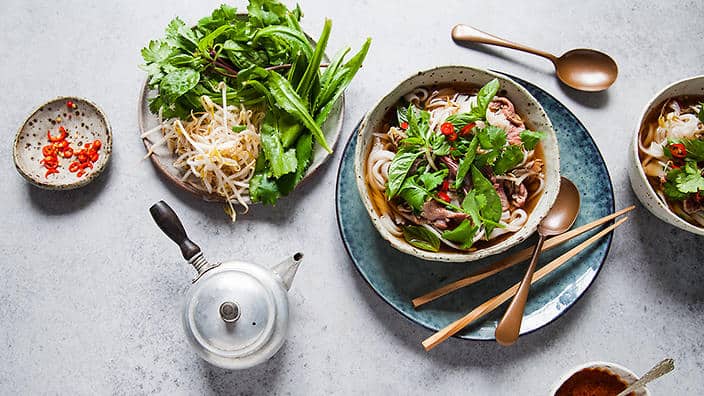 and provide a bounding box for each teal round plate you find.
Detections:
[335,74,614,340]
